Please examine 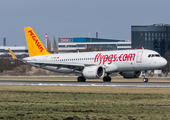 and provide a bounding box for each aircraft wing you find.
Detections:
[27,60,84,67]
[26,60,97,69]
[9,48,97,72]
